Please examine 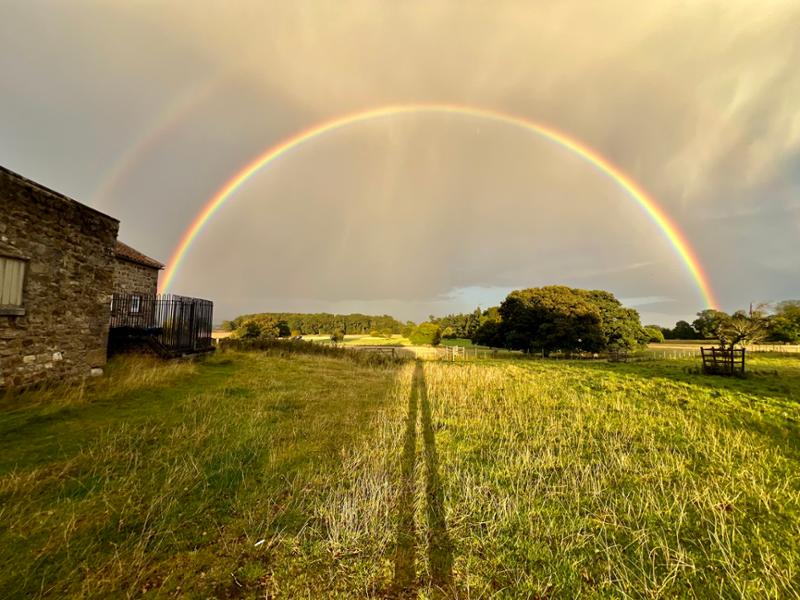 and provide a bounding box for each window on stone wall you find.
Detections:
[130,295,141,314]
[0,256,26,316]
